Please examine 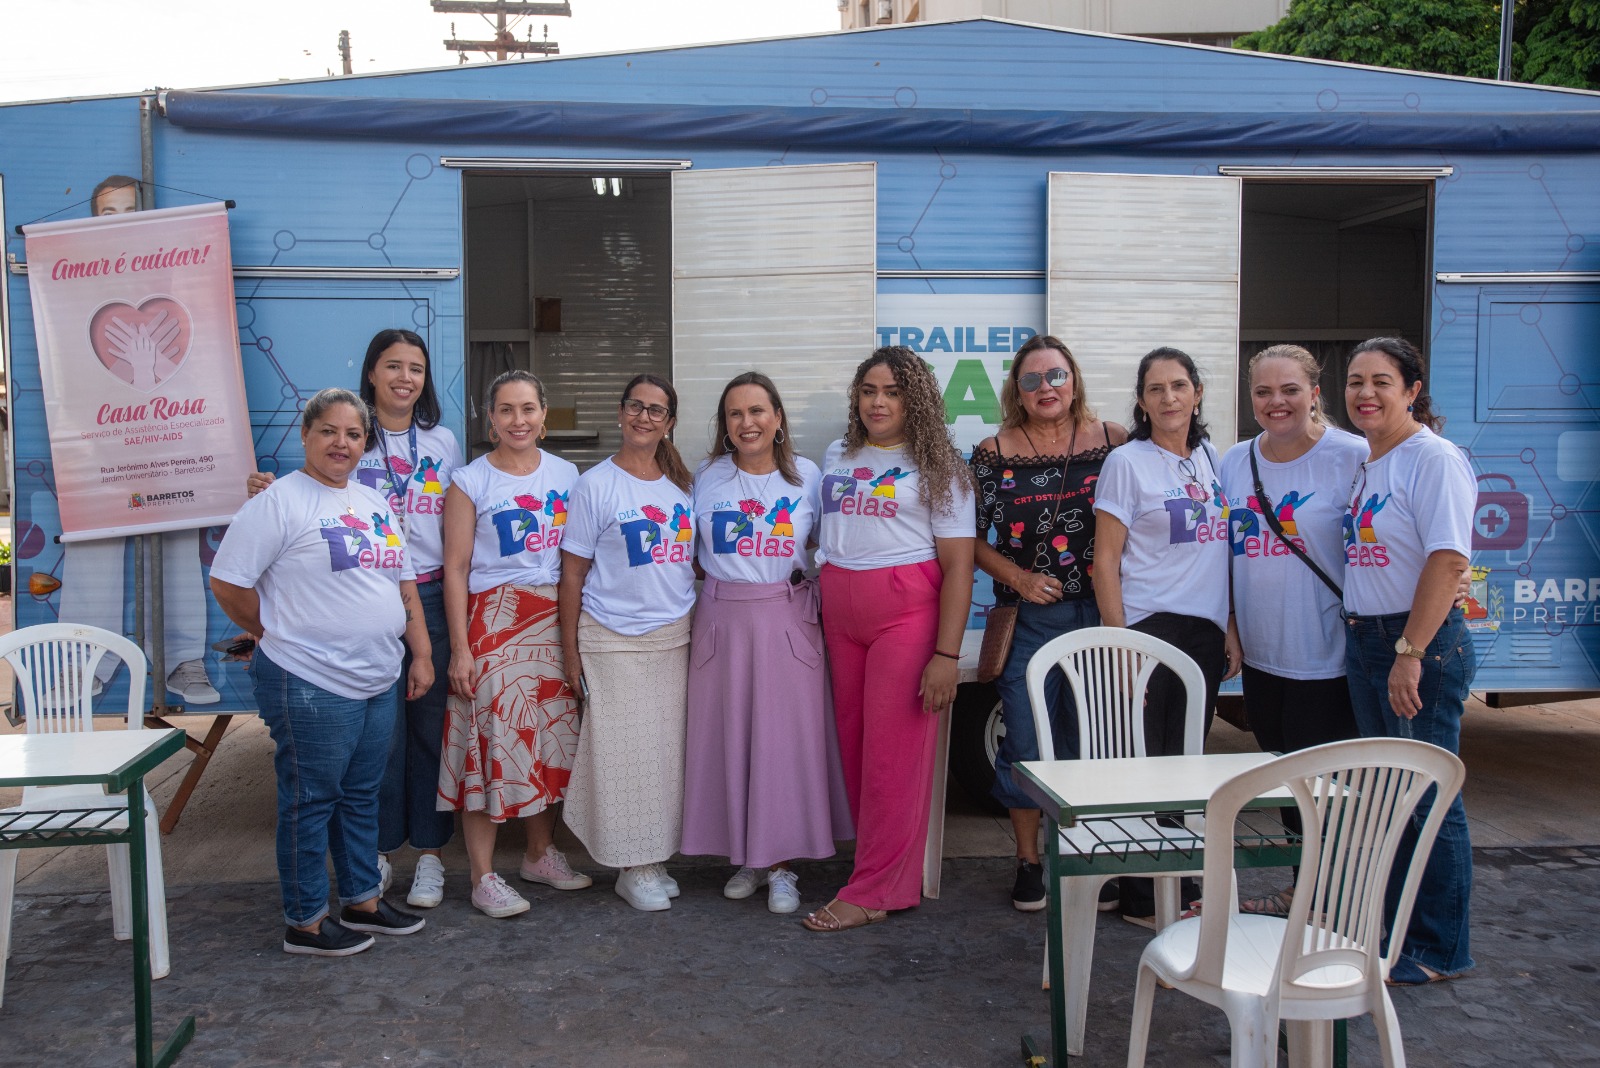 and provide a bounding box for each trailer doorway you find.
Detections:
[462,171,674,468]
[1237,180,1432,437]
